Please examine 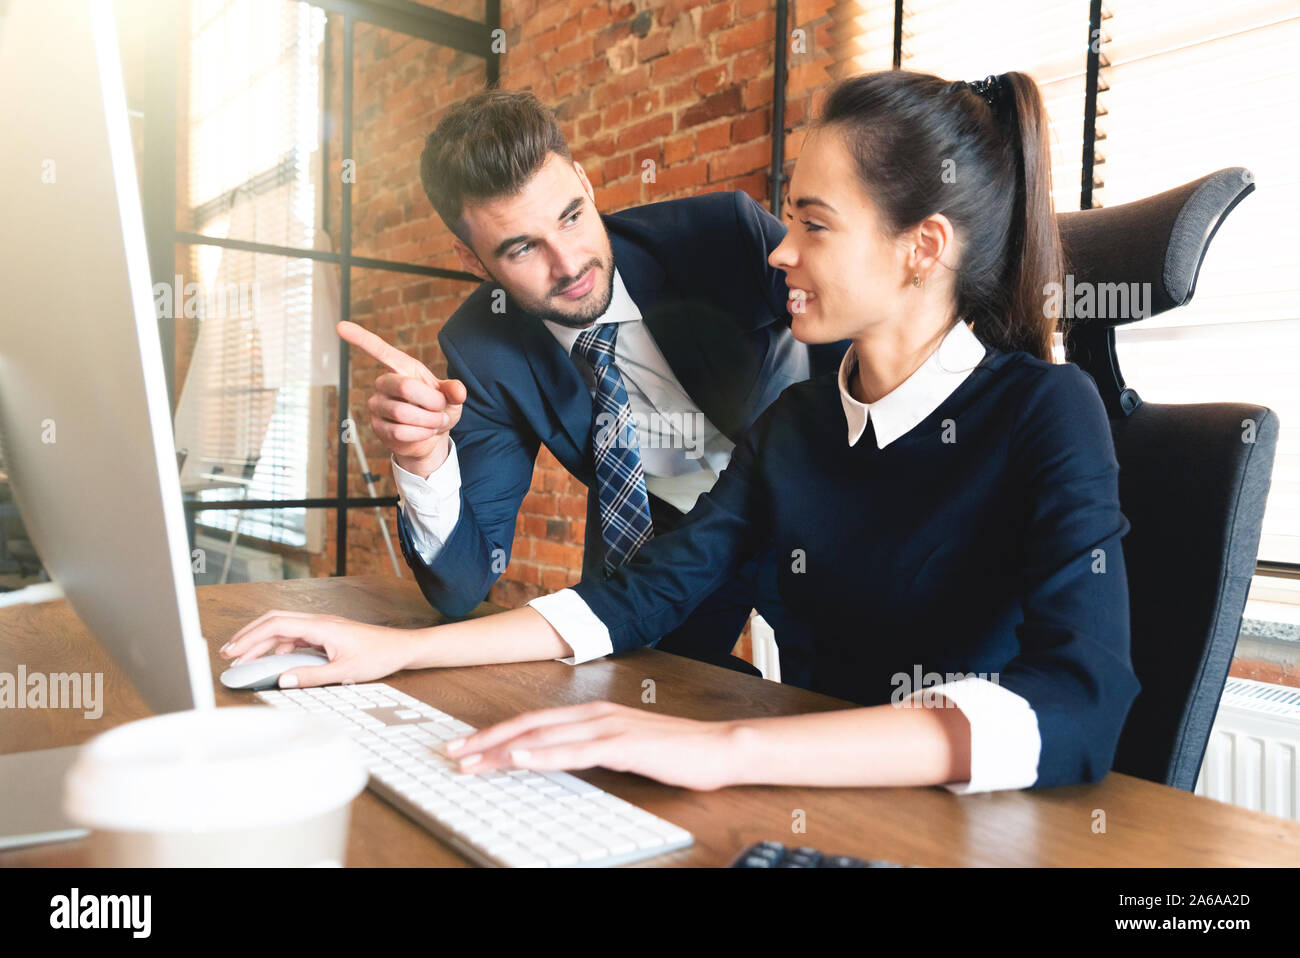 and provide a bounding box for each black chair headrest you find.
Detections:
[1057,167,1255,329]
